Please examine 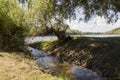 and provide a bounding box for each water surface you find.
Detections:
[27,46,106,80]
[25,35,120,43]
